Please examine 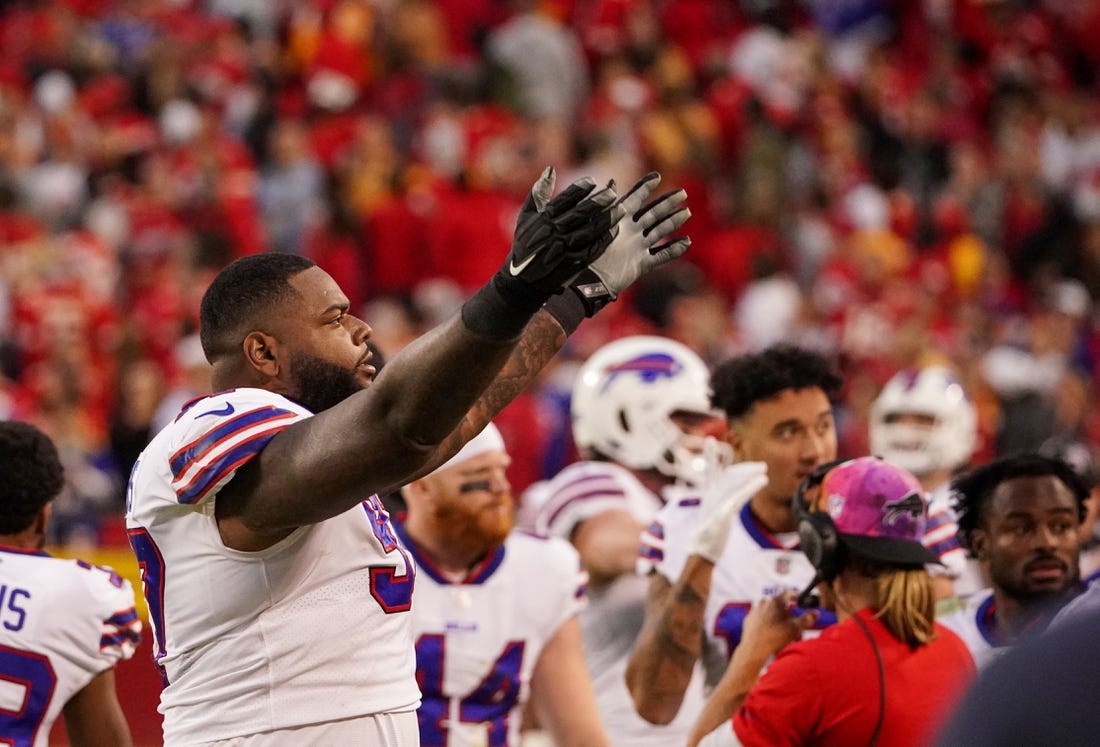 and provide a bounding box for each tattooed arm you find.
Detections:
[412,308,569,480]
[625,556,715,724]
